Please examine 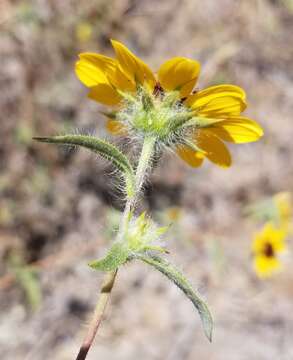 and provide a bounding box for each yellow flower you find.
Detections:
[252,222,287,278]
[75,22,93,43]
[75,40,263,168]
